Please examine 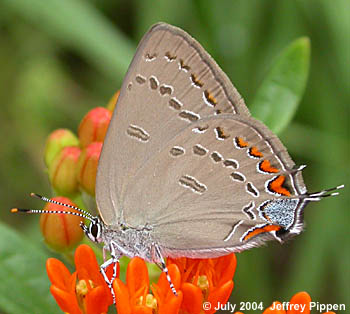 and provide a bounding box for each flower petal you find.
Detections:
[85,285,111,314]
[206,280,234,314]
[46,258,72,290]
[215,254,236,286]
[114,278,131,314]
[126,257,149,297]
[69,272,78,295]
[180,282,203,314]
[50,285,82,314]
[156,264,181,299]
[288,292,311,314]
[151,264,182,314]
[263,301,286,314]
[132,305,153,314]
[167,257,197,283]
[159,291,183,314]
[75,244,105,286]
